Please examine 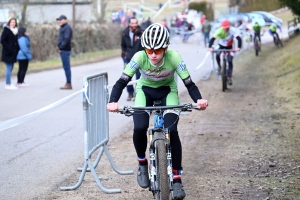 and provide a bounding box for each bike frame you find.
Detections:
[118,103,197,199]
[253,36,260,56]
[212,49,236,91]
[271,32,283,48]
